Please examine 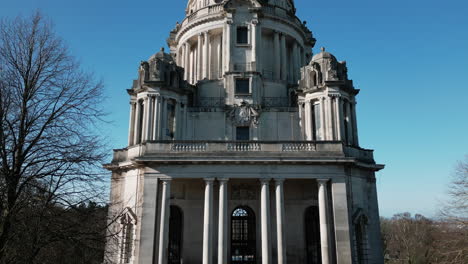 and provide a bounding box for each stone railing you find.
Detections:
[182,3,225,27]
[227,142,261,151]
[112,141,367,163]
[171,142,207,152]
[282,142,315,152]
[261,5,303,28]
[111,141,377,165]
